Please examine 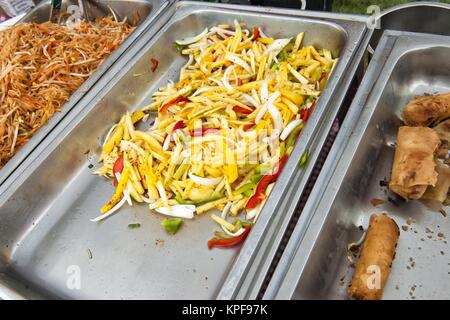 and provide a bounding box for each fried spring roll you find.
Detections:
[389,126,440,200]
[348,214,400,300]
[433,119,450,158]
[422,161,450,203]
[402,92,450,127]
